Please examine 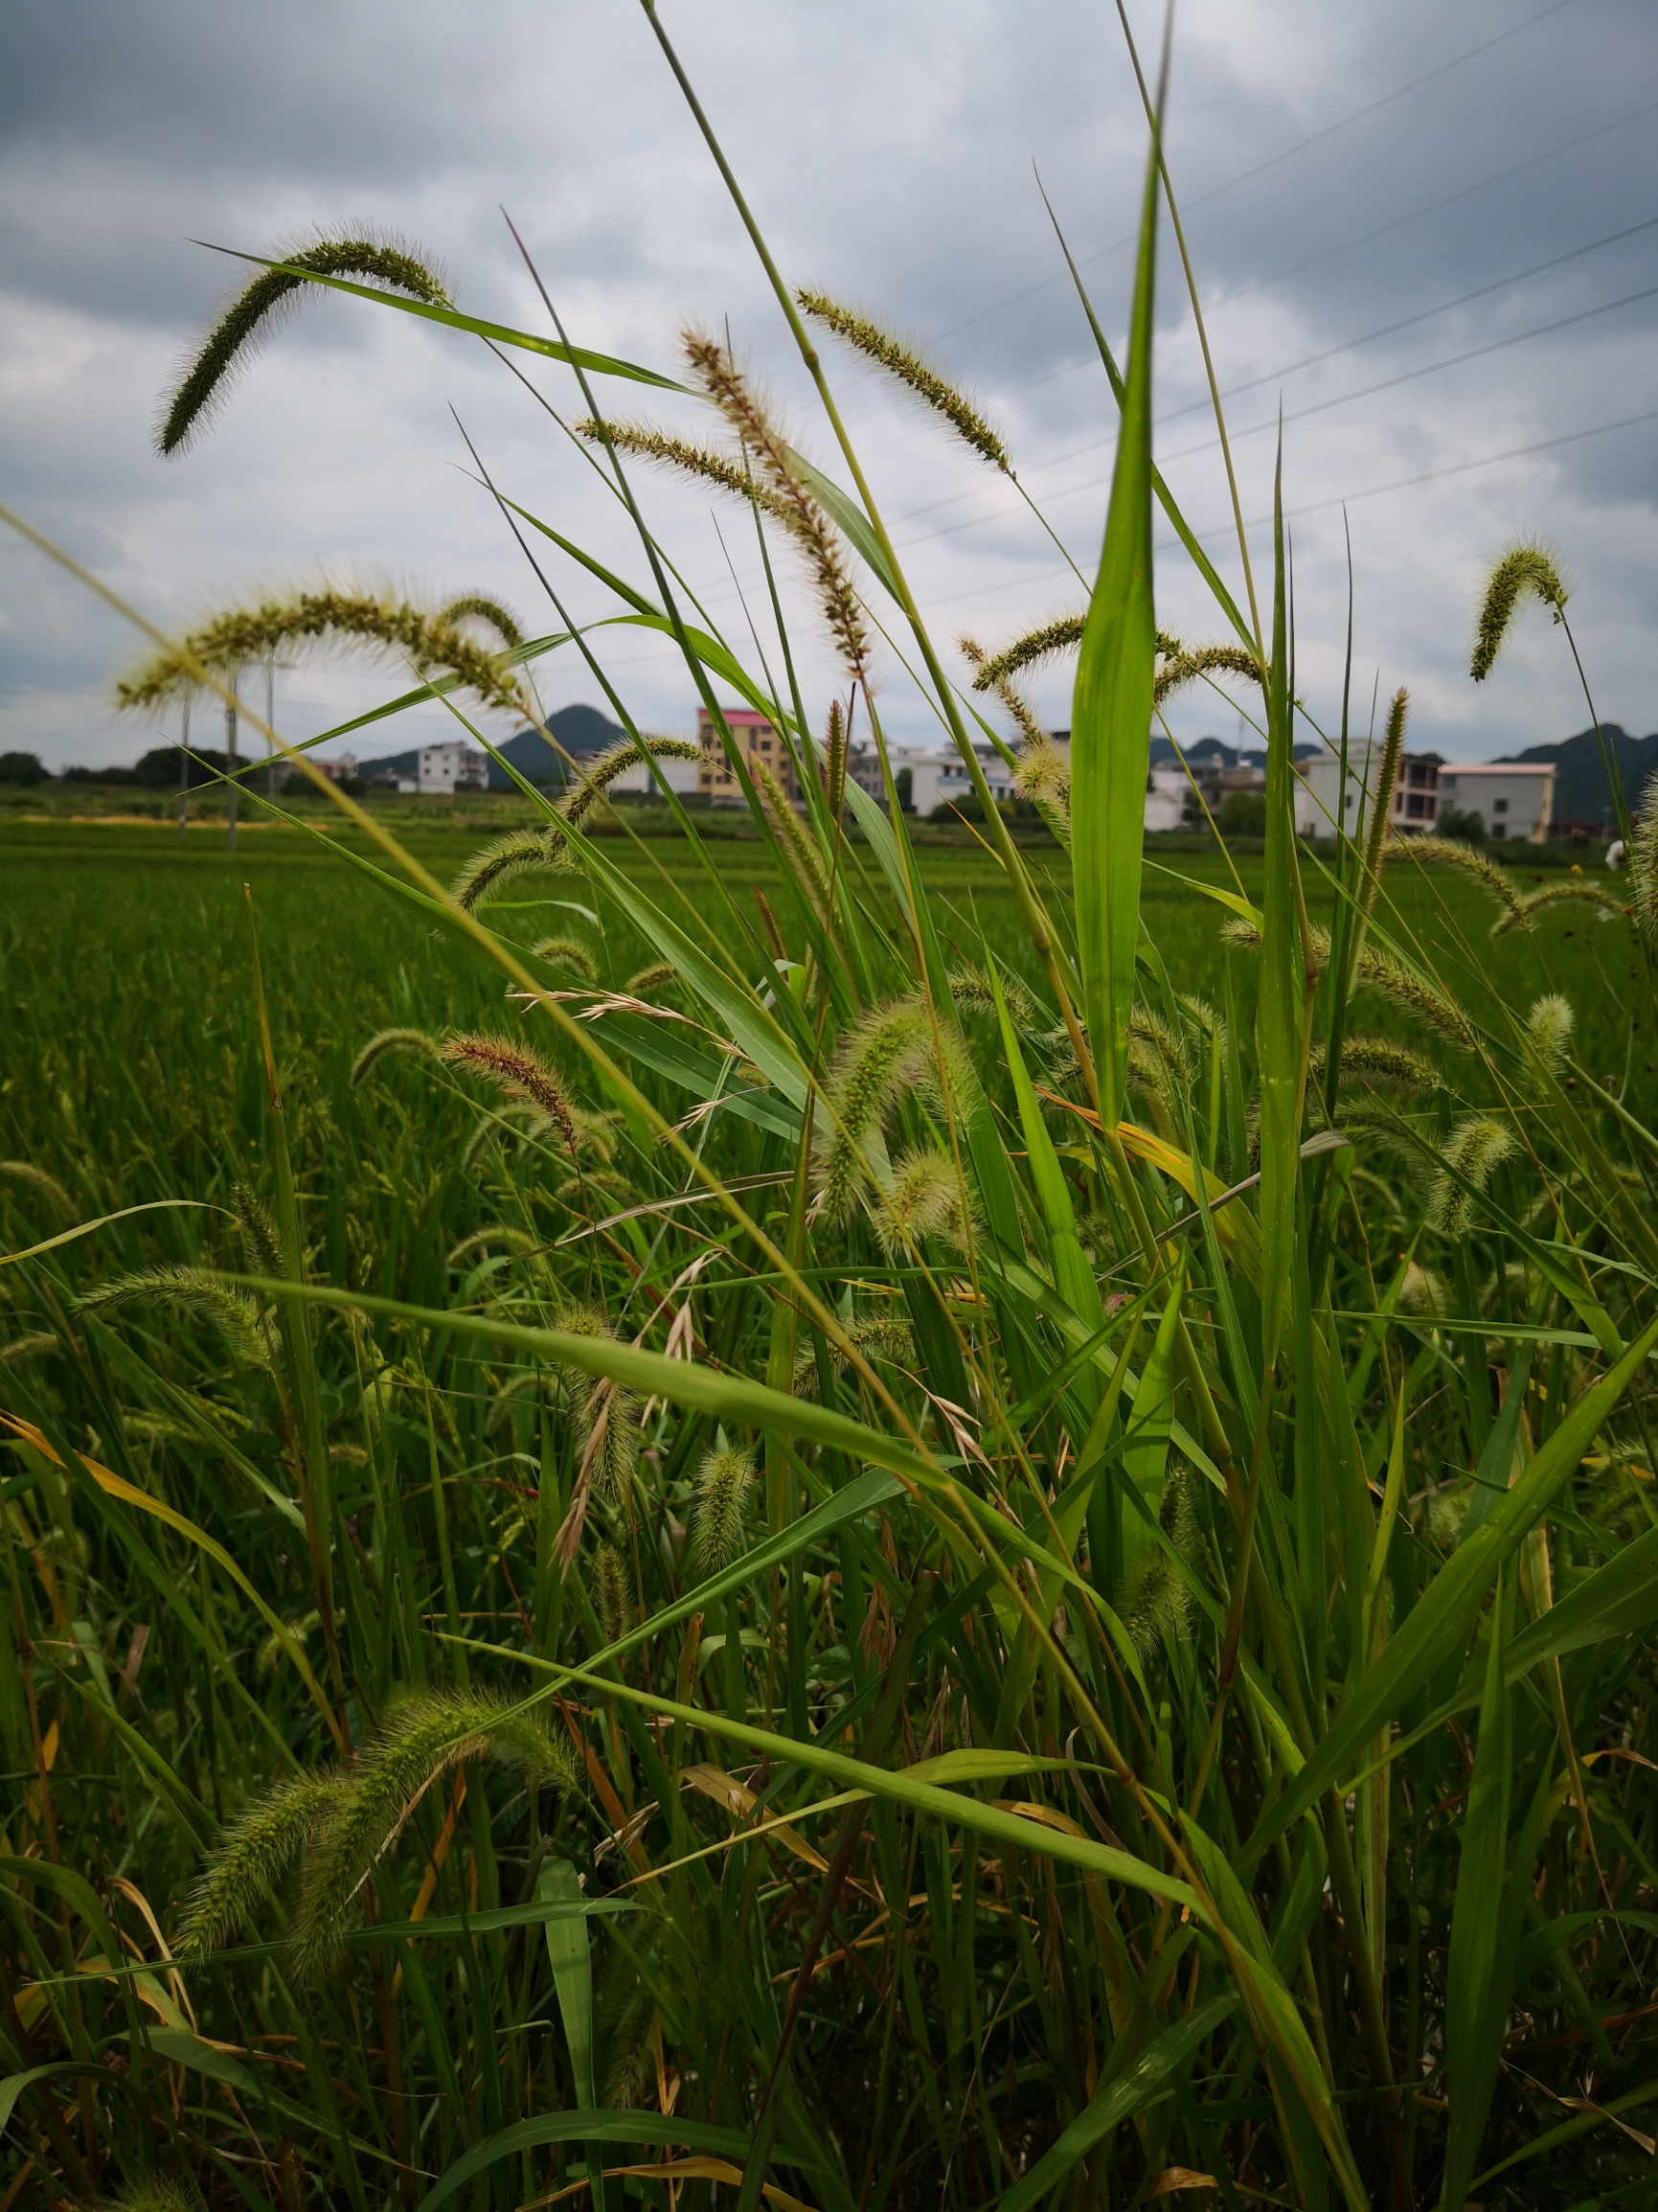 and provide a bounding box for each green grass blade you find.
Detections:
[1249,1309,1658,1861]
[1440,1570,1515,2211]
[994,1995,1238,2212]
[1070,128,1158,1129]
